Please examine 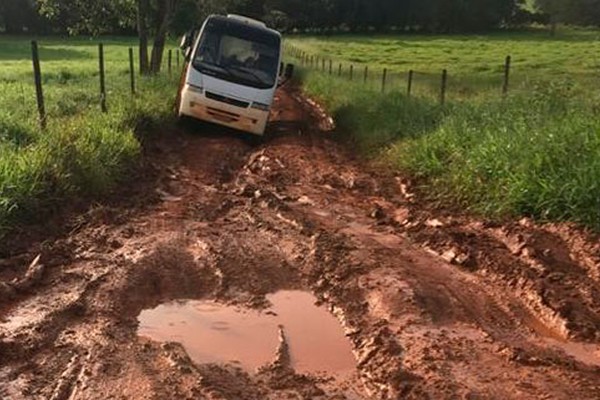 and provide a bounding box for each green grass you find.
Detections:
[287,28,600,100]
[291,30,600,230]
[0,36,181,236]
